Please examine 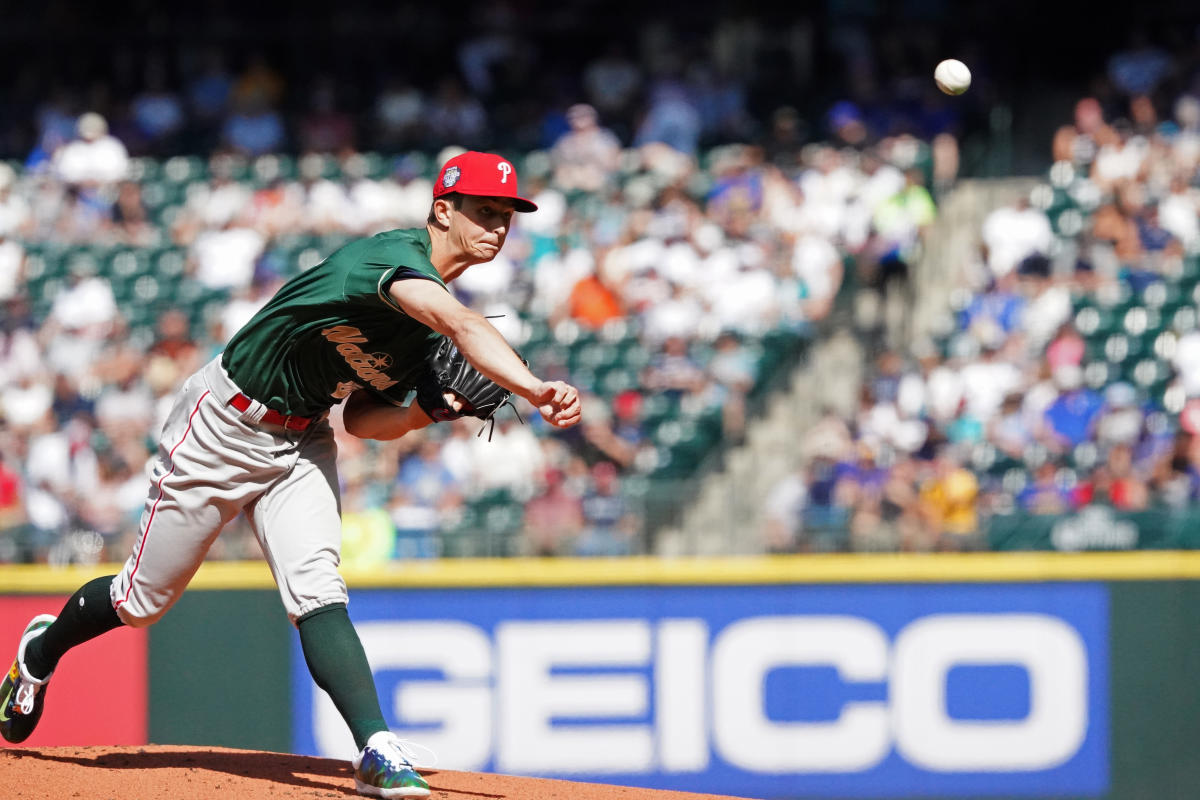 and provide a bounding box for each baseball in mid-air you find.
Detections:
[934,59,971,95]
